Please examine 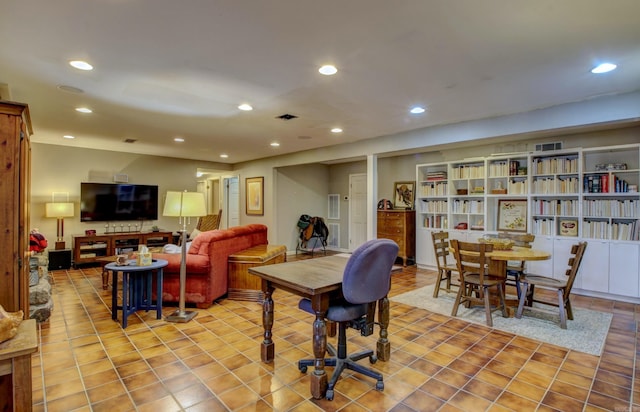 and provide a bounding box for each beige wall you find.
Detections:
[31,144,230,247]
